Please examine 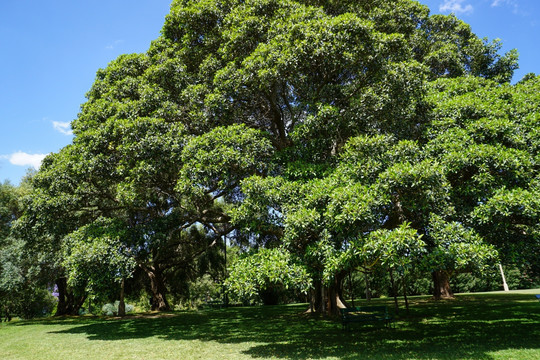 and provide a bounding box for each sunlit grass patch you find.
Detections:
[1,290,539,360]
